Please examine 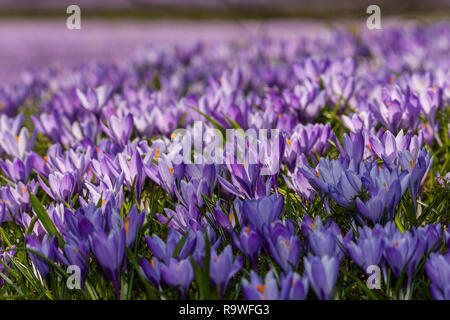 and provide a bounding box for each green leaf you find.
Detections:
[30,194,65,247]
